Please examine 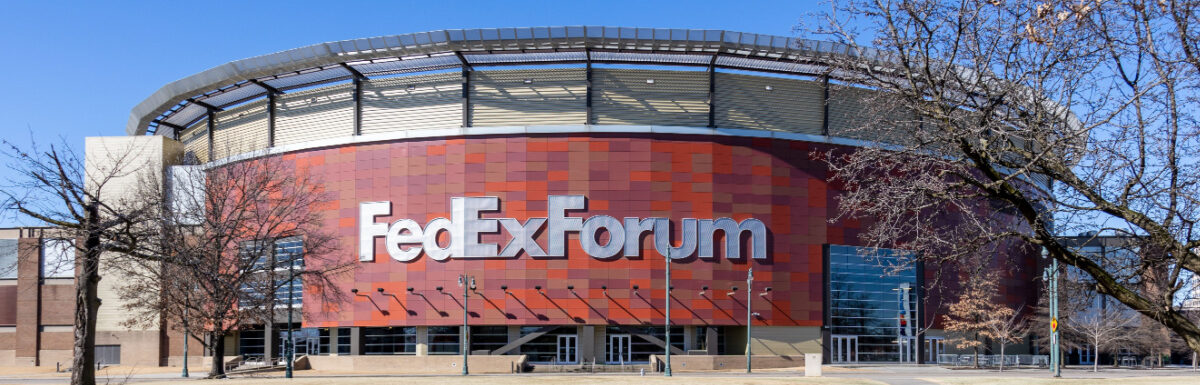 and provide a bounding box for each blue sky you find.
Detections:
[0,0,825,226]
